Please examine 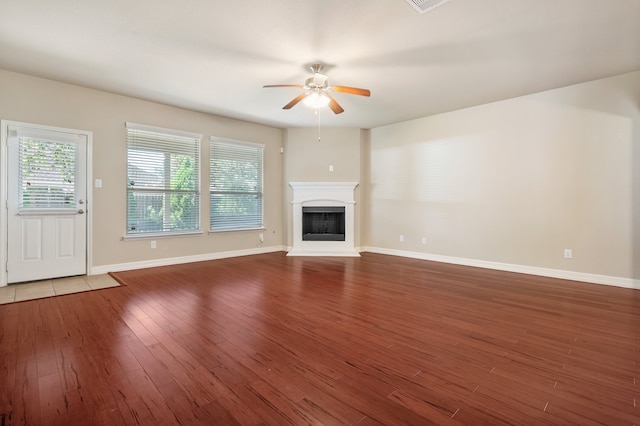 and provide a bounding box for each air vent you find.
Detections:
[405,0,451,14]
